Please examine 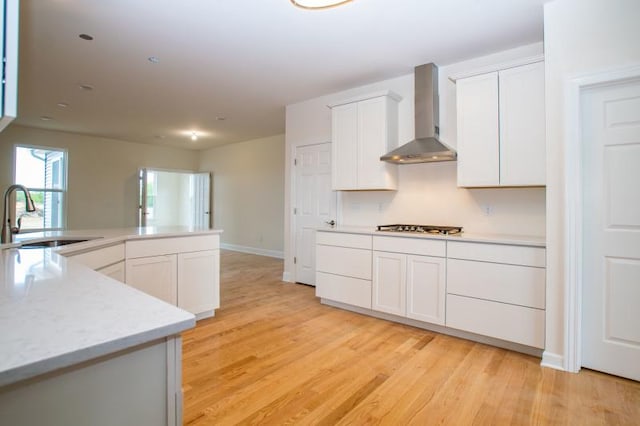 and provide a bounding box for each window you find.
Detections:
[14,145,67,231]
